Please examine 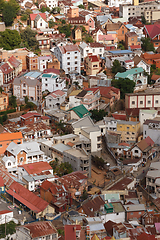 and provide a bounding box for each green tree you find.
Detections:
[141,37,155,52]
[58,24,72,38]
[111,78,135,99]
[141,15,146,24]
[111,59,125,75]
[24,96,28,104]
[0,29,21,50]
[51,7,60,13]
[90,109,107,122]
[92,156,105,168]
[9,0,20,15]
[49,20,56,28]
[3,4,16,26]
[85,35,93,43]
[9,95,17,108]
[78,4,85,9]
[20,27,39,51]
